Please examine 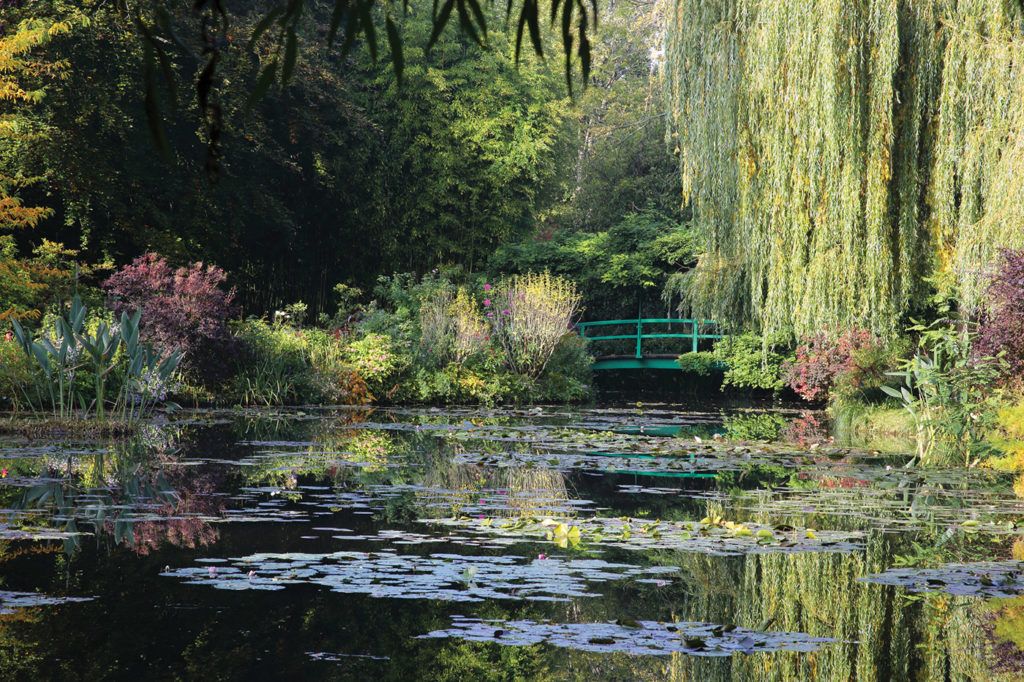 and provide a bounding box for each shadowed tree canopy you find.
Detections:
[1,0,601,315]
[94,0,599,166]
